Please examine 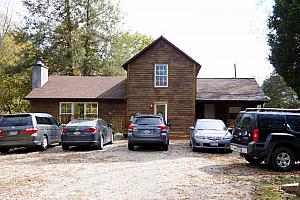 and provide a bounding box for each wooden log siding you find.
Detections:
[127,40,196,135]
